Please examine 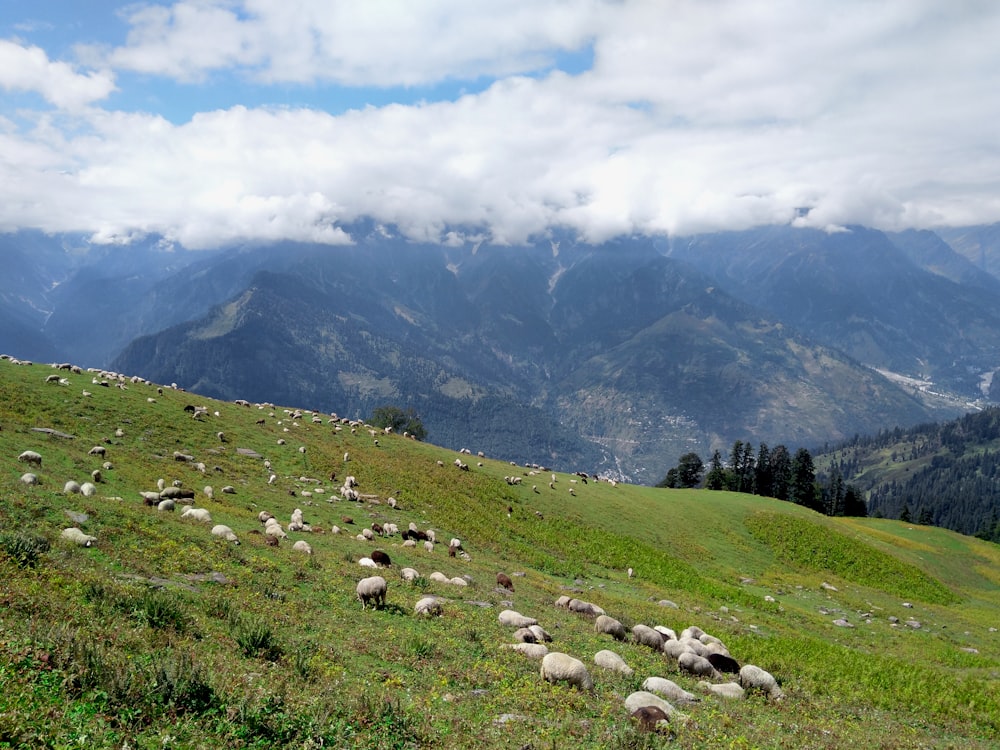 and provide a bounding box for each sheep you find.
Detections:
[17,450,42,467]
[514,628,537,643]
[88,446,107,457]
[157,499,176,511]
[654,625,678,641]
[498,610,538,628]
[678,652,721,679]
[528,625,552,643]
[359,557,378,569]
[258,511,275,524]
[371,550,392,567]
[428,571,449,583]
[496,572,515,591]
[568,599,606,617]
[180,507,212,523]
[221,485,236,494]
[423,540,434,553]
[414,596,443,617]
[739,664,784,700]
[632,624,665,651]
[699,681,746,700]
[292,540,313,555]
[60,527,97,547]
[159,486,195,501]
[64,480,82,495]
[624,692,686,721]
[593,649,633,676]
[140,491,162,506]
[594,614,627,641]
[663,639,695,660]
[642,677,701,705]
[505,643,549,659]
[540,652,593,691]
[361,527,375,541]
[707,653,741,675]
[680,625,705,641]
[209,524,238,543]
[554,595,572,608]
[91,470,102,483]
[20,473,39,485]
[400,567,420,582]
[629,706,671,734]
[357,576,387,610]
[448,577,468,587]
